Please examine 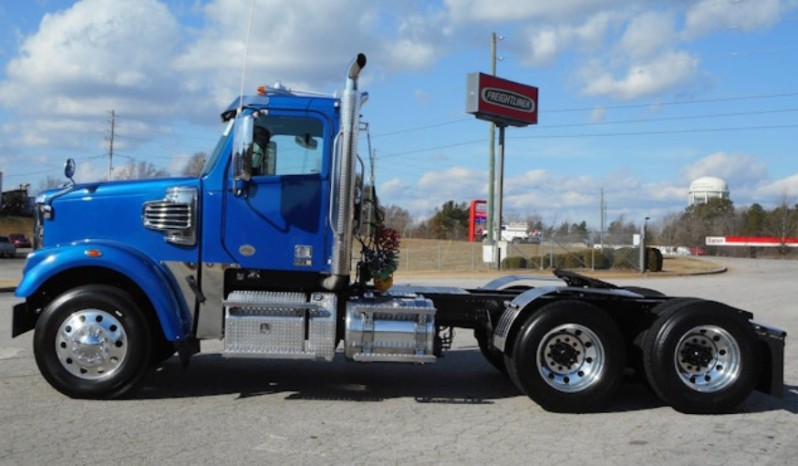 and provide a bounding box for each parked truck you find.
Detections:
[11,55,786,413]
[482,223,532,243]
